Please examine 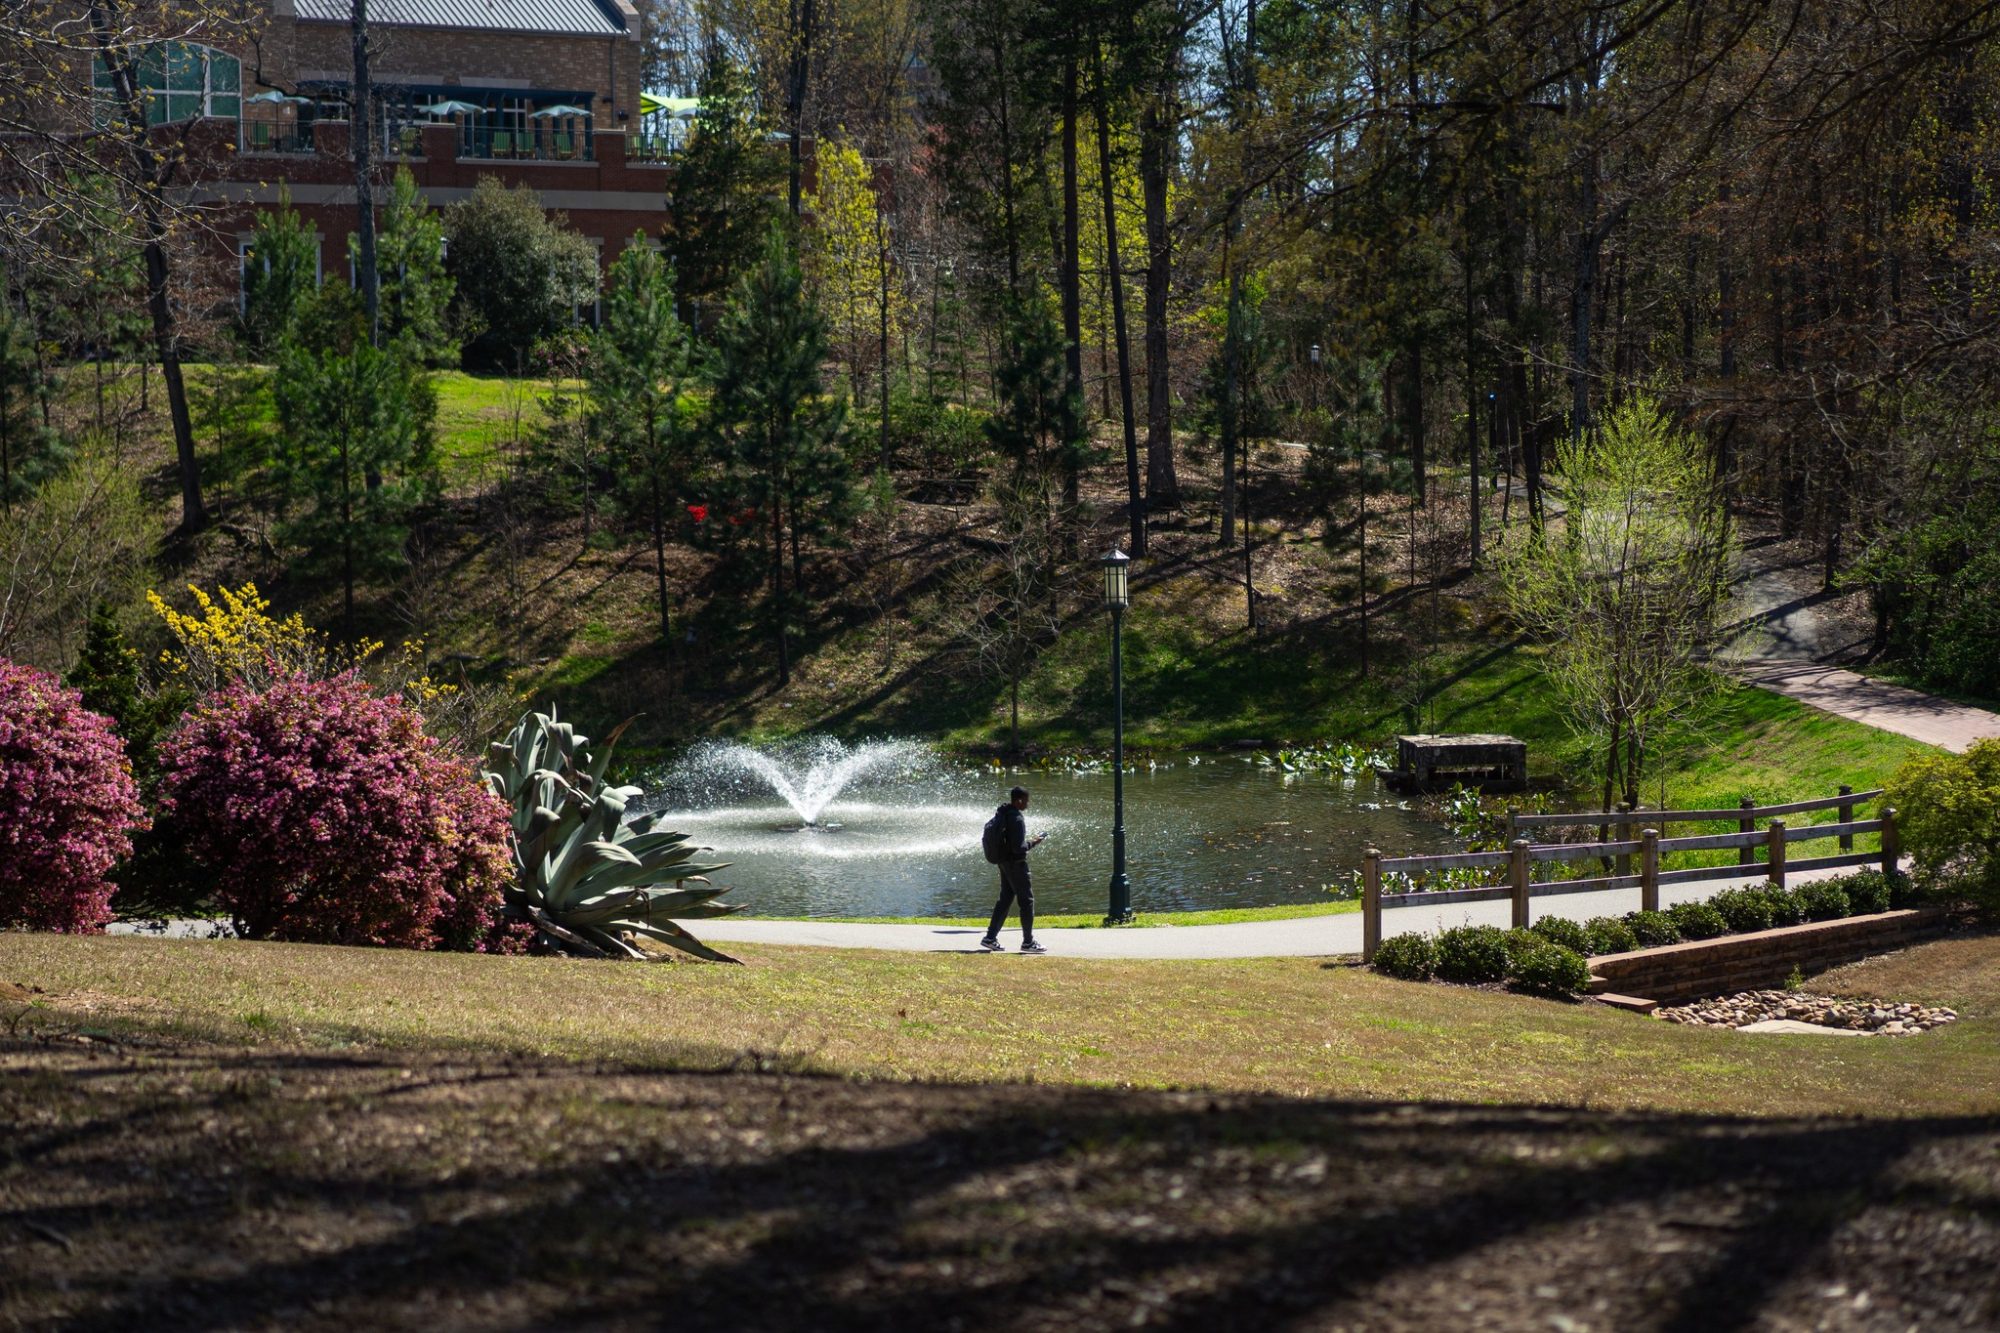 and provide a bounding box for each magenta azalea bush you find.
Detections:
[159,671,512,950]
[0,659,148,933]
